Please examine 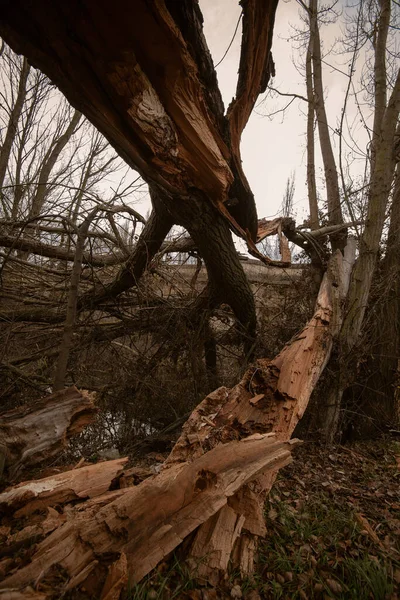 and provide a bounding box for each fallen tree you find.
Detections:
[0,243,355,596]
